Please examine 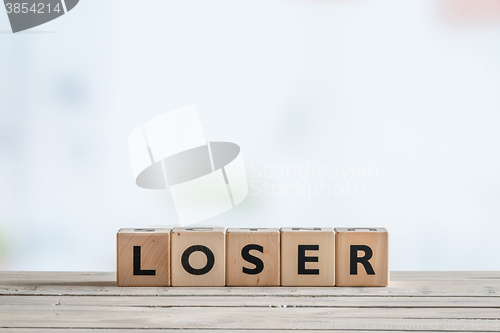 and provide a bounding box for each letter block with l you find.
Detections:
[226,228,280,286]
[280,227,335,286]
[335,228,389,287]
[116,228,171,287]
